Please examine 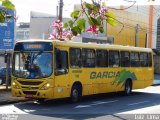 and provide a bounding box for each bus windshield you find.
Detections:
[13,52,52,79]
